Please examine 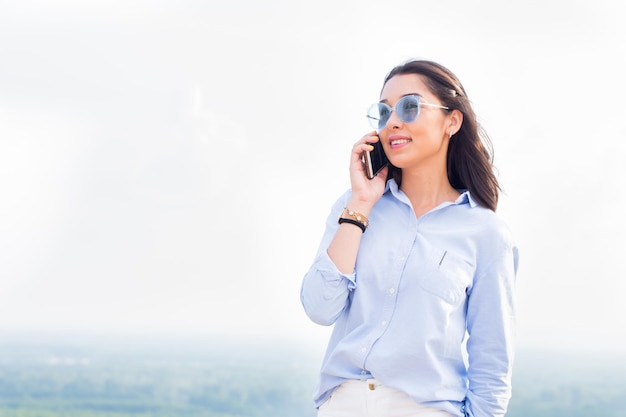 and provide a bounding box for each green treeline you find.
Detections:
[506,349,625,417]
[0,344,315,417]
[0,339,624,417]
